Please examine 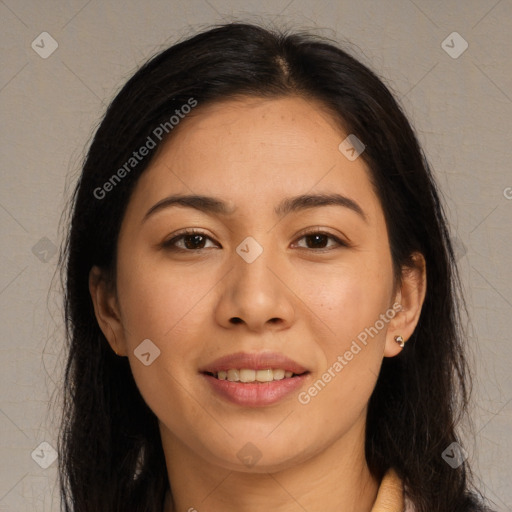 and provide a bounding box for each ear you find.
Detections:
[89,265,127,356]
[384,252,427,357]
